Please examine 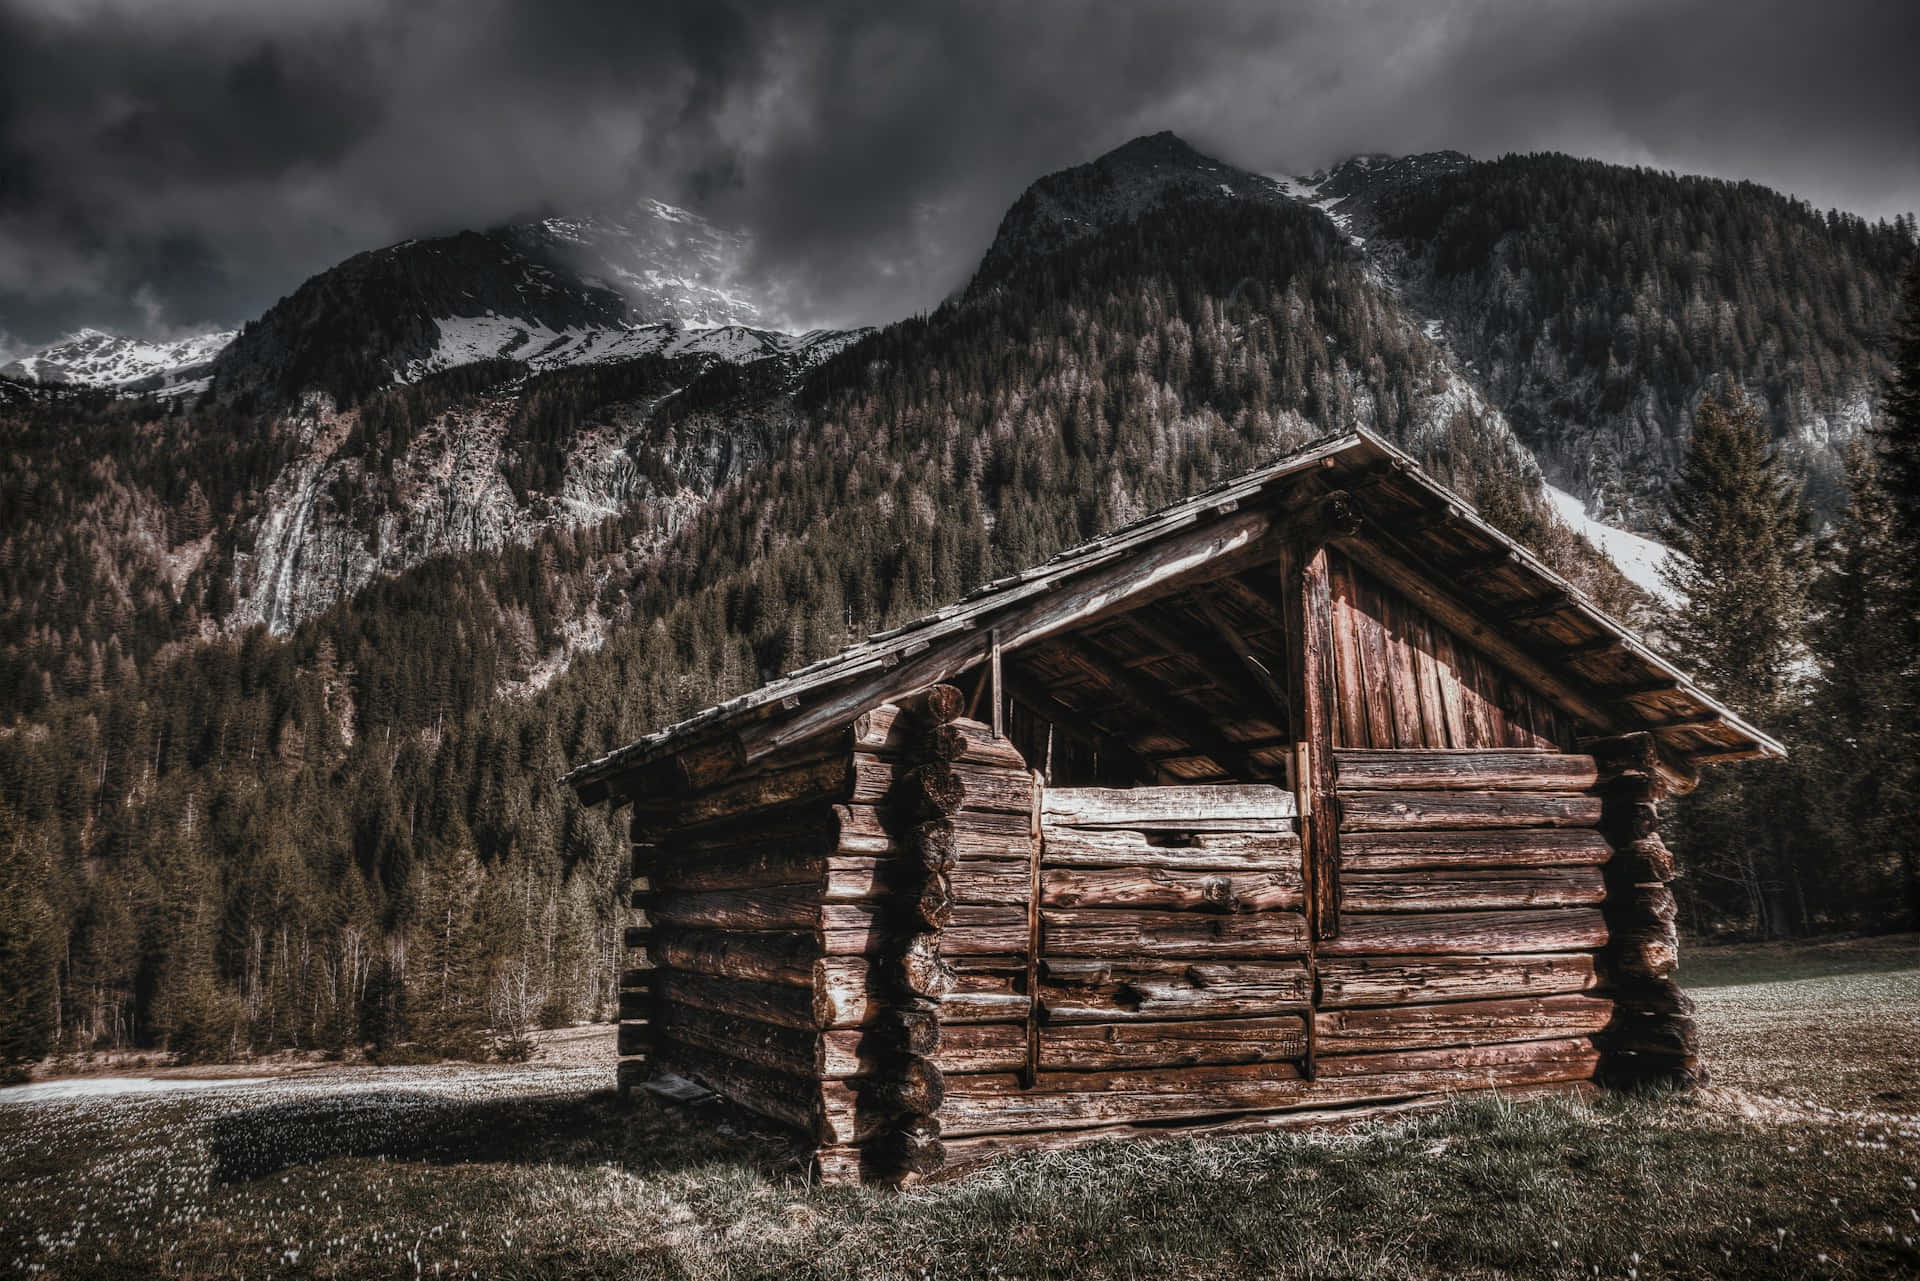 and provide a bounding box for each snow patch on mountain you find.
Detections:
[404,316,865,382]
[503,198,771,329]
[1546,483,1682,606]
[2,327,235,392]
